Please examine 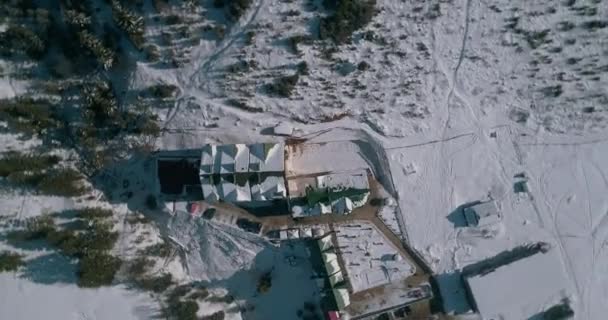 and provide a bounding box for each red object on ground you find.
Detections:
[188,202,200,215]
[327,311,340,320]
